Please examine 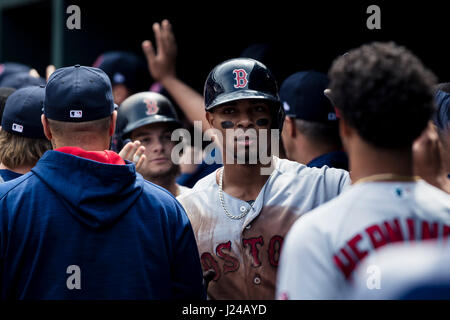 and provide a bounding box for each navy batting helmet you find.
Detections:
[204,58,285,130]
[116,92,182,139]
